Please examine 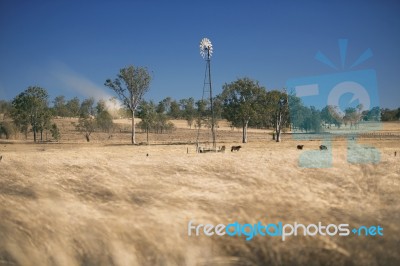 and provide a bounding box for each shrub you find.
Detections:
[0,121,16,139]
[50,123,61,141]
